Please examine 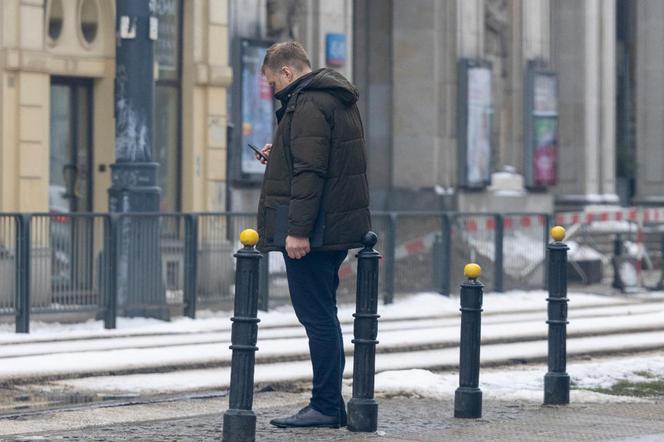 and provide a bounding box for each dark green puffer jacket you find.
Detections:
[256,68,371,252]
